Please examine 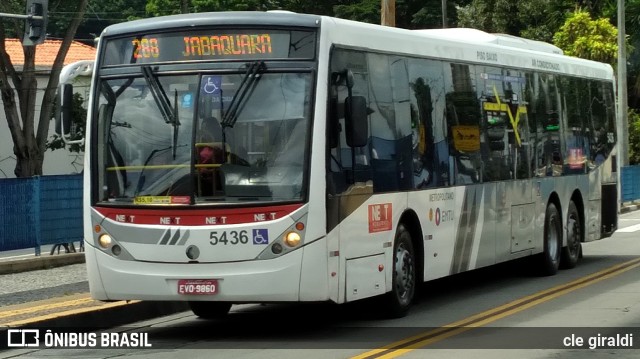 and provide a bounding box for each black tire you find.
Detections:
[561,201,581,269]
[188,301,232,319]
[383,224,416,318]
[539,203,561,276]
